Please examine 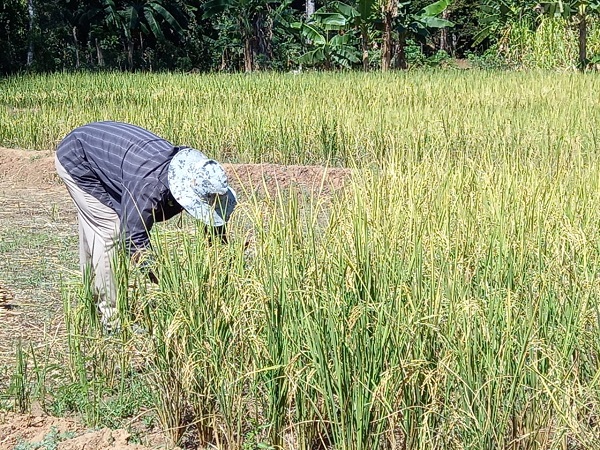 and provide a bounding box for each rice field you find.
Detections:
[2,70,600,166]
[3,70,600,449]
